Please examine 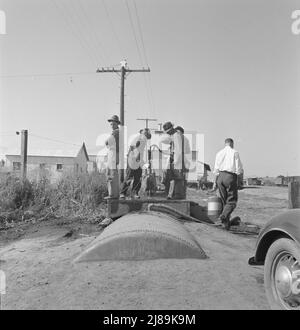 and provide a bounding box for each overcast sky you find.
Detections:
[0,0,299,177]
